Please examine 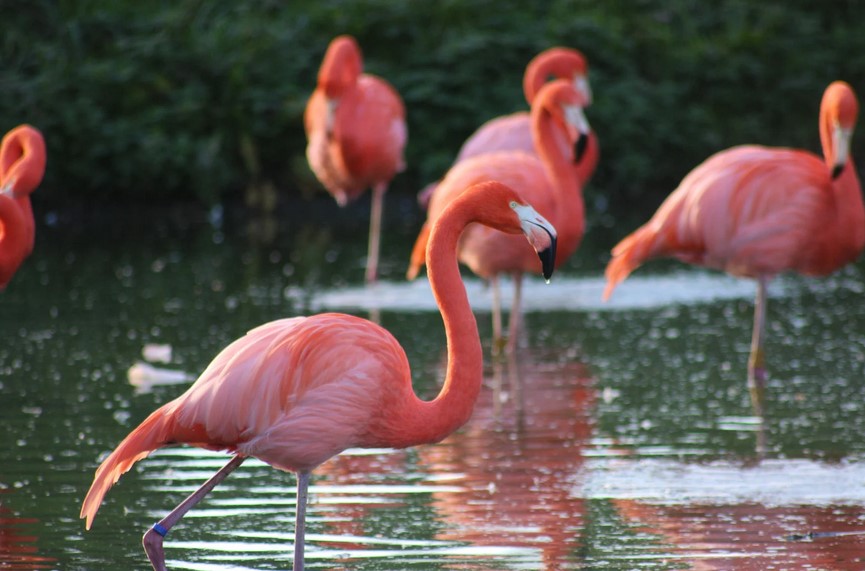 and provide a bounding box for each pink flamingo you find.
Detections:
[418,46,598,209]
[0,194,32,289]
[305,35,407,284]
[0,125,46,288]
[408,80,590,353]
[603,81,863,415]
[80,181,557,571]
